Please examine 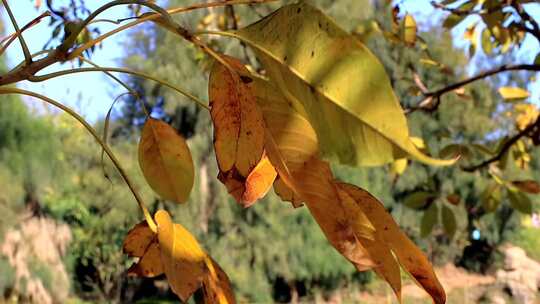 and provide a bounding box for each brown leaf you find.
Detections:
[446,194,461,205]
[209,55,264,177]
[336,183,446,304]
[512,180,540,194]
[127,242,164,278]
[123,221,155,257]
[138,118,194,203]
